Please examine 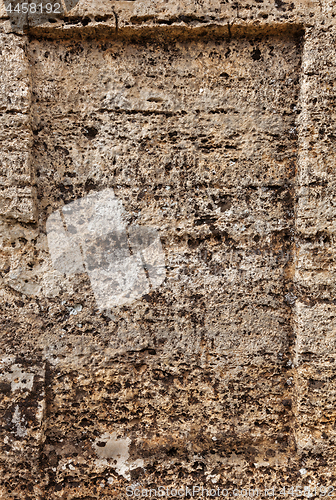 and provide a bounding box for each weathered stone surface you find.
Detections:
[293,25,336,476]
[0,356,45,499]
[0,31,36,222]
[0,0,335,498]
